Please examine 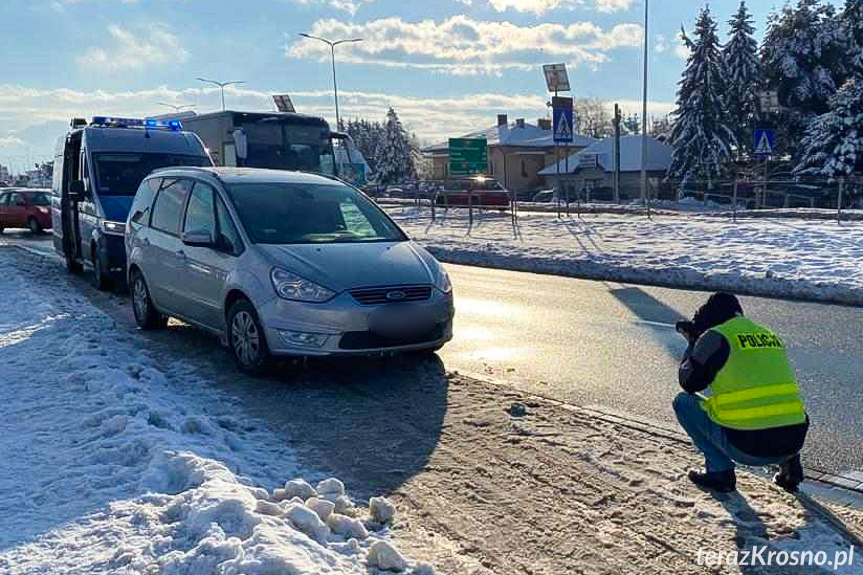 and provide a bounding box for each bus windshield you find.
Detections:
[94,153,211,196]
[238,119,336,176]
